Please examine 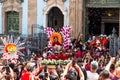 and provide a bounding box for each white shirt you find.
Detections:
[0,72,2,79]
[87,71,99,80]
